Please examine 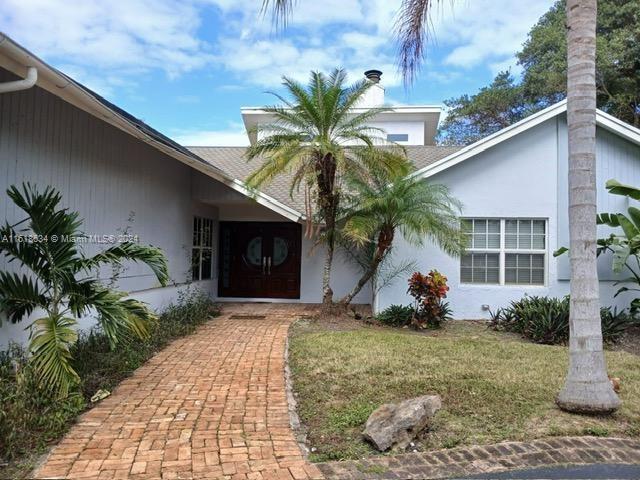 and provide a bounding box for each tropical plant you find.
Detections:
[0,184,169,396]
[375,304,414,327]
[556,179,640,315]
[407,270,451,329]
[245,69,410,305]
[489,295,636,345]
[595,179,640,314]
[263,0,618,412]
[339,171,464,305]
